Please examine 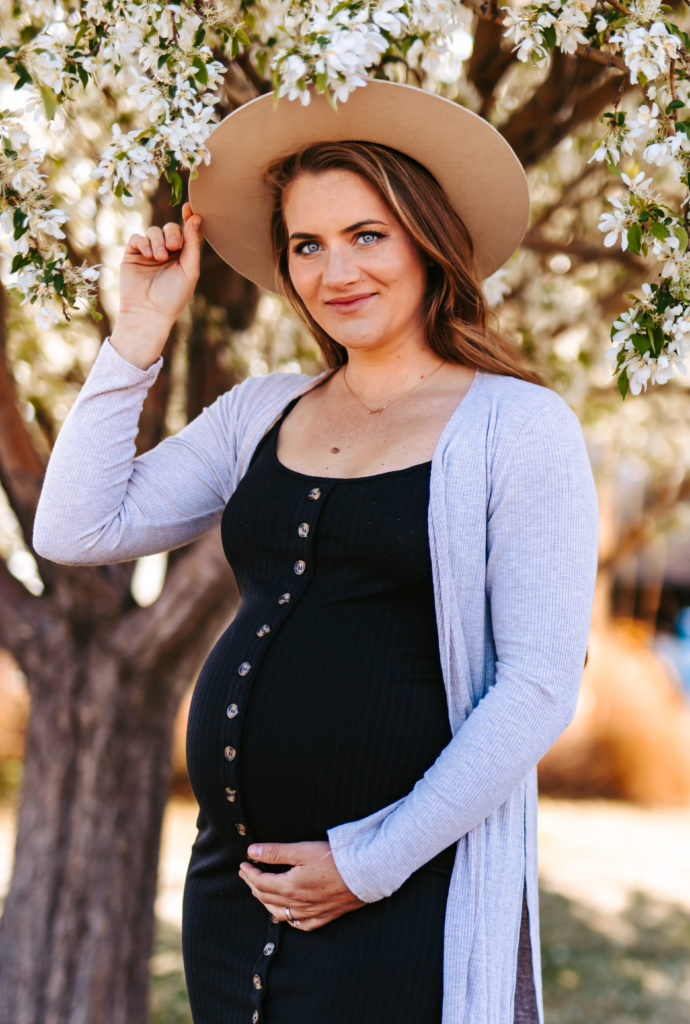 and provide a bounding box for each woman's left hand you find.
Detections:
[239,841,366,931]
